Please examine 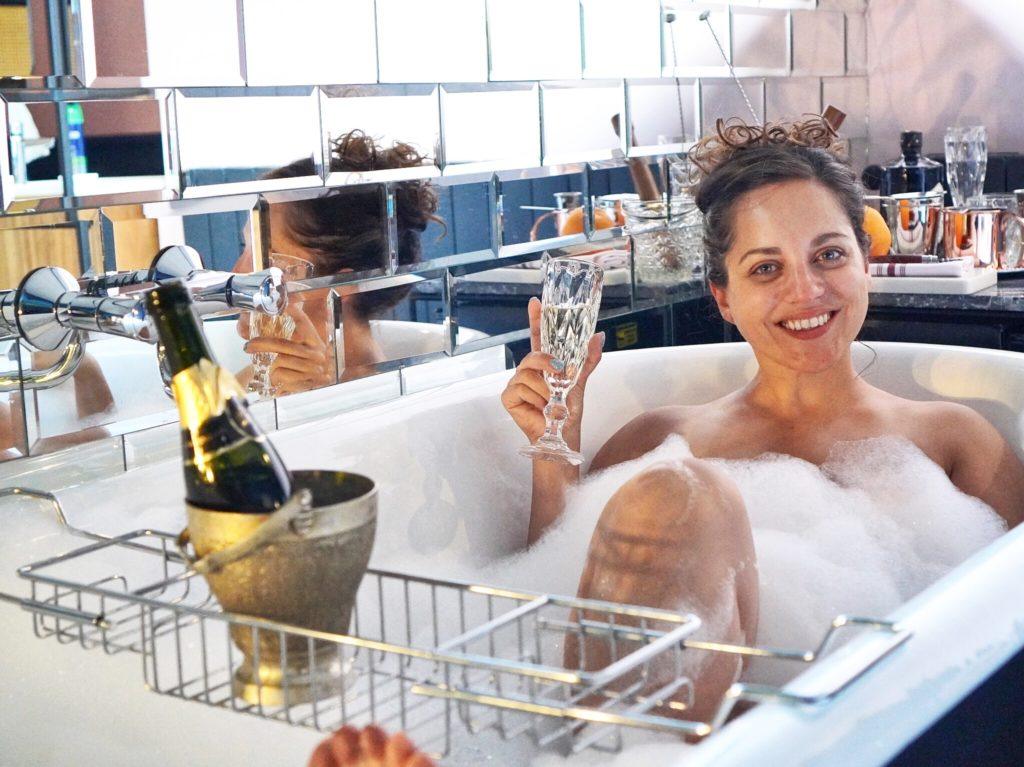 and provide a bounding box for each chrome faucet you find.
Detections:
[3,245,287,394]
[83,245,285,316]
